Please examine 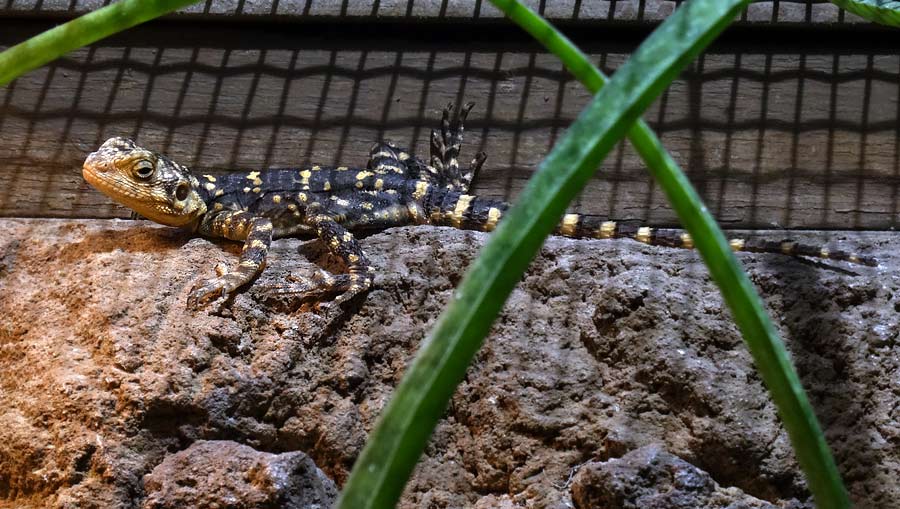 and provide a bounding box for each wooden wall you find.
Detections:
[1,1,897,230]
